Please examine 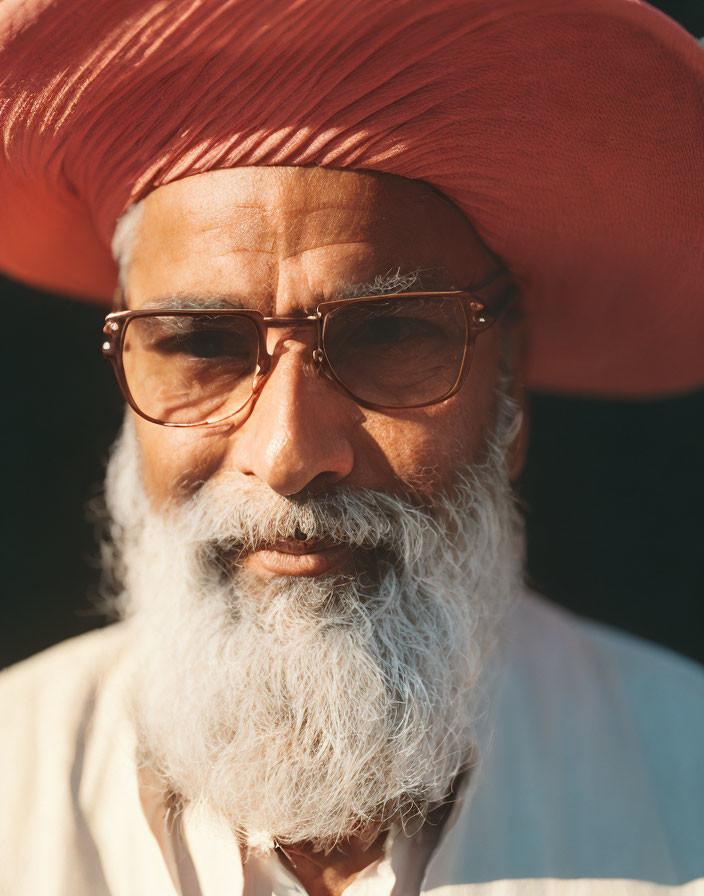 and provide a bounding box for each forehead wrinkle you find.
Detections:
[277,238,372,263]
[267,202,375,259]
